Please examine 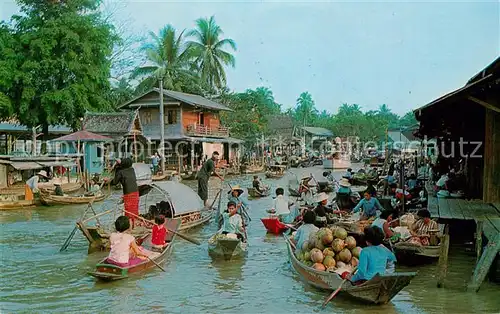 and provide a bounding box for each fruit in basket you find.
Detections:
[310,248,324,263]
[334,227,348,240]
[323,248,335,257]
[302,240,310,251]
[336,261,346,269]
[351,246,362,258]
[345,236,356,249]
[304,251,311,261]
[332,238,345,253]
[350,257,359,267]
[323,255,336,268]
[319,228,334,245]
[315,238,325,251]
[313,263,326,271]
[338,248,352,263]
